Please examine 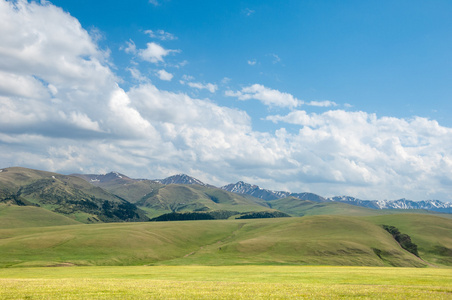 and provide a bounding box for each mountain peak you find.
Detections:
[156,174,207,186]
[71,171,132,184]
